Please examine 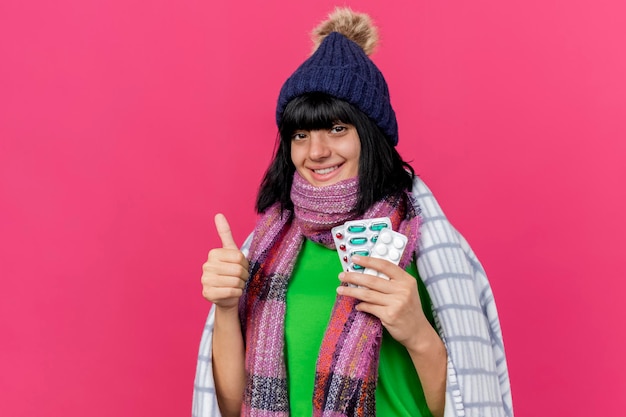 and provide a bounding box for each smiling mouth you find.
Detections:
[313,165,340,175]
